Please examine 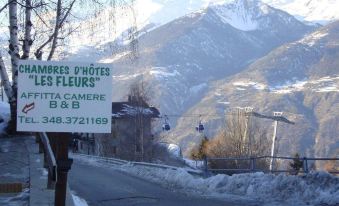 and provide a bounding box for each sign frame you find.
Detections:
[17,60,112,133]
